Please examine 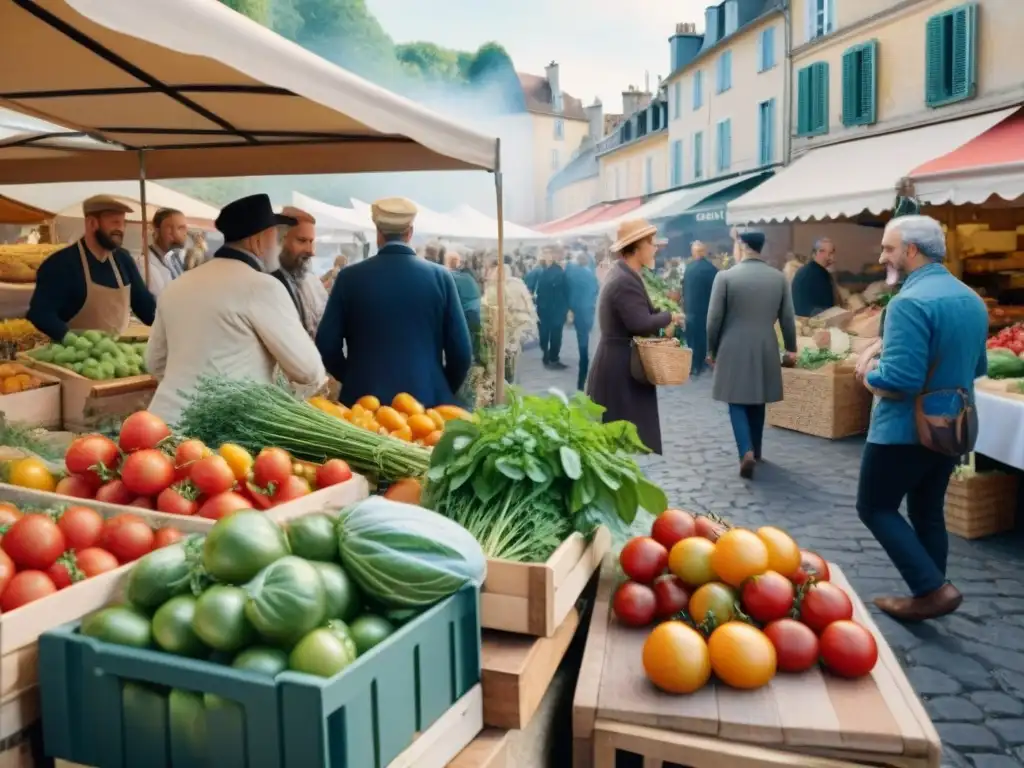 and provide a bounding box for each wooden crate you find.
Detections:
[768,365,872,440]
[0,364,61,430]
[482,526,610,637]
[944,472,1017,539]
[449,729,512,767]
[573,559,941,768]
